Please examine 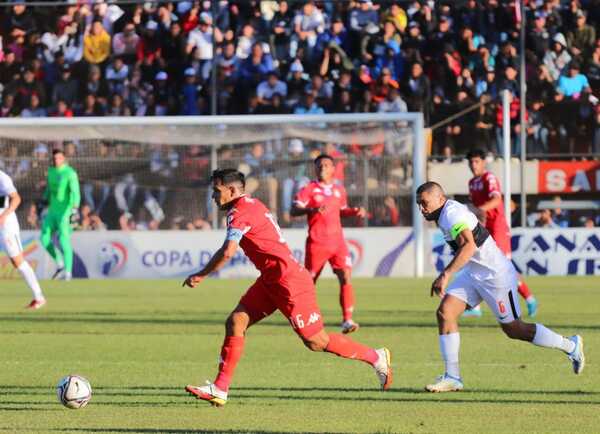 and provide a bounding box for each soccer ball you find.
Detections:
[56,375,92,409]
